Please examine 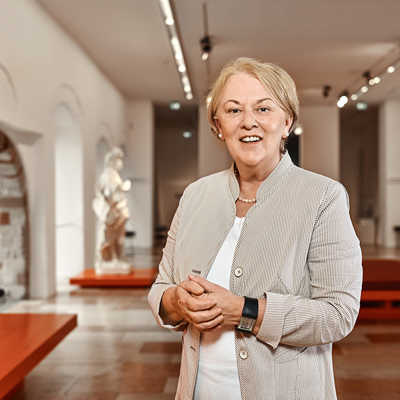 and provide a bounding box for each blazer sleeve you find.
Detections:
[256,181,363,349]
[147,191,188,331]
